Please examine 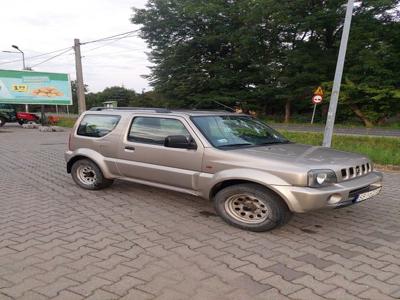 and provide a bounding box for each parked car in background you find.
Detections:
[0,104,41,126]
[0,104,17,127]
[65,107,383,232]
